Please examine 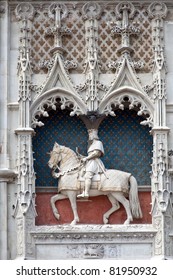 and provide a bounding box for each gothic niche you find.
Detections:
[33,106,152,226]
